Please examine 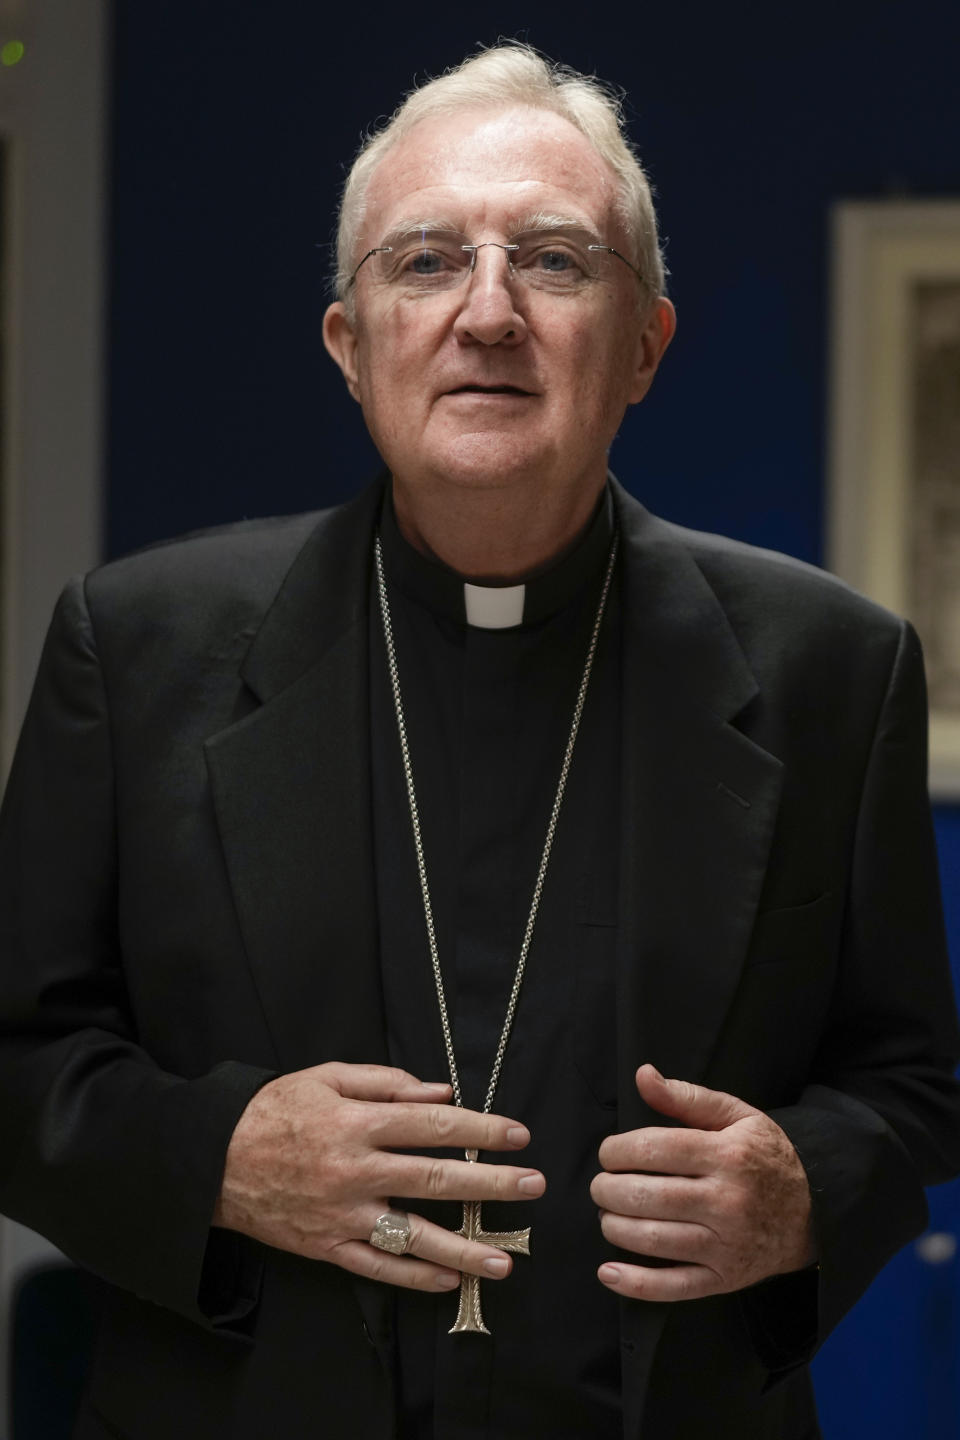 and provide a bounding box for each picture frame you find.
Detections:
[828,200,960,799]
